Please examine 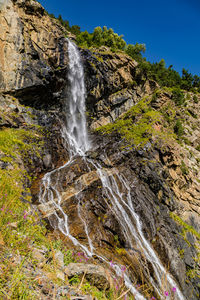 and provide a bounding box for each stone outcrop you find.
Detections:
[65,263,113,290]
[82,48,158,129]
